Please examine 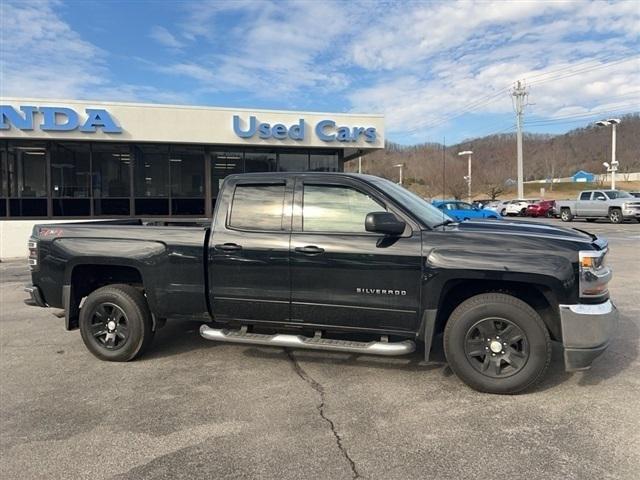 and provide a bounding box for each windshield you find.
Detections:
[605,190,632,199]
[367,177,455,227]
